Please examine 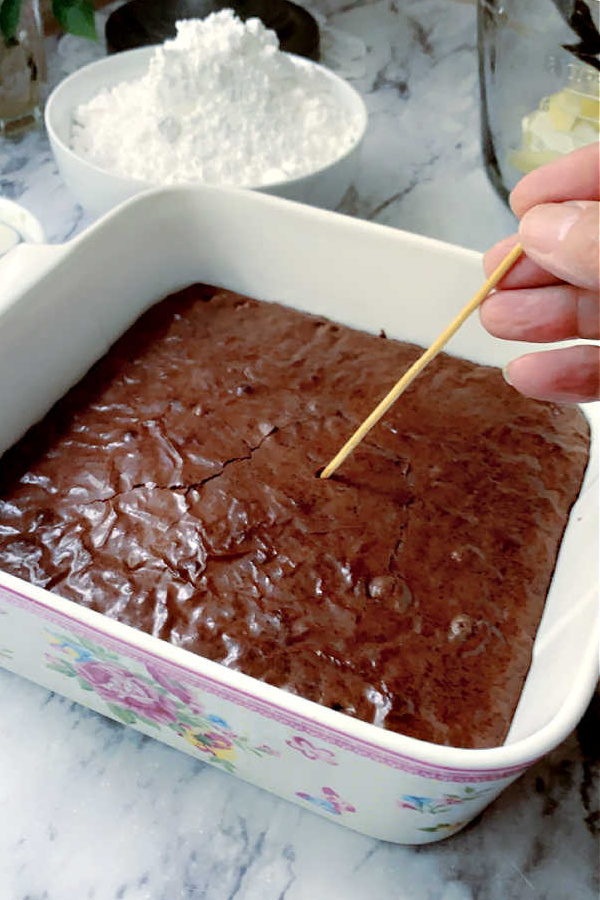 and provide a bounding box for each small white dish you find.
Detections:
[45,47,368,217]
[0,199,45,258]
